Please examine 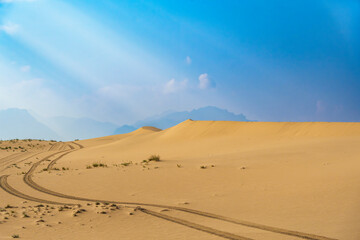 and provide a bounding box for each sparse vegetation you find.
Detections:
[92,163,107,168]
[12,234,19,238]
[121,162,132,167]
[200,165,207,169]
[148,154,160,162]
[177,164,182,168]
